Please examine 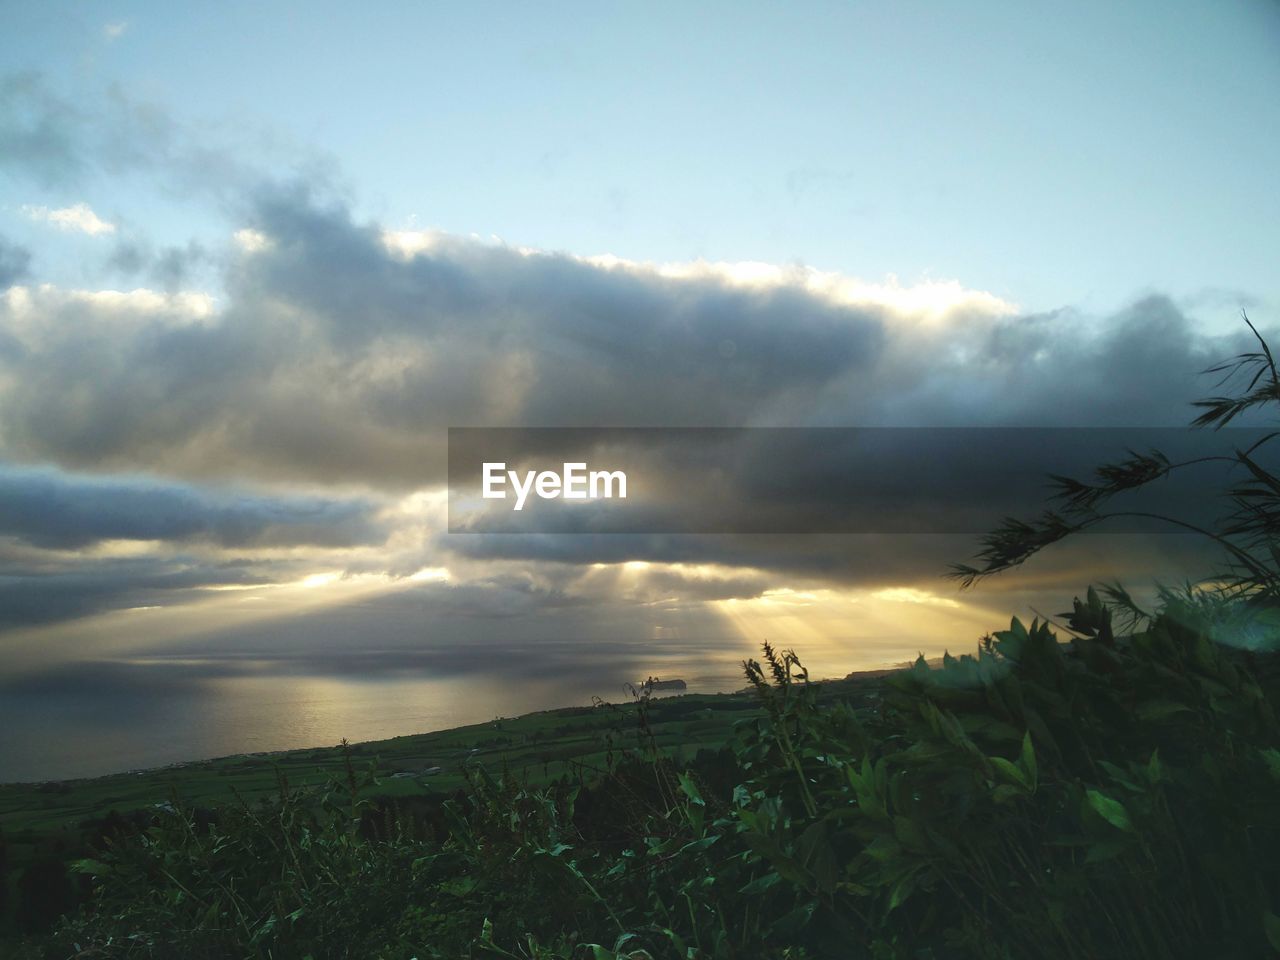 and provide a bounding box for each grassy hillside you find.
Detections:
[0,688,761,843]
